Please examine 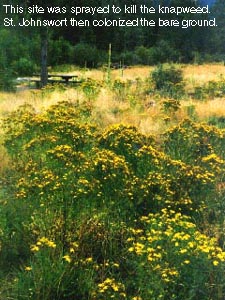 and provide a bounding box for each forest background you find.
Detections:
[0,0,225,83]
